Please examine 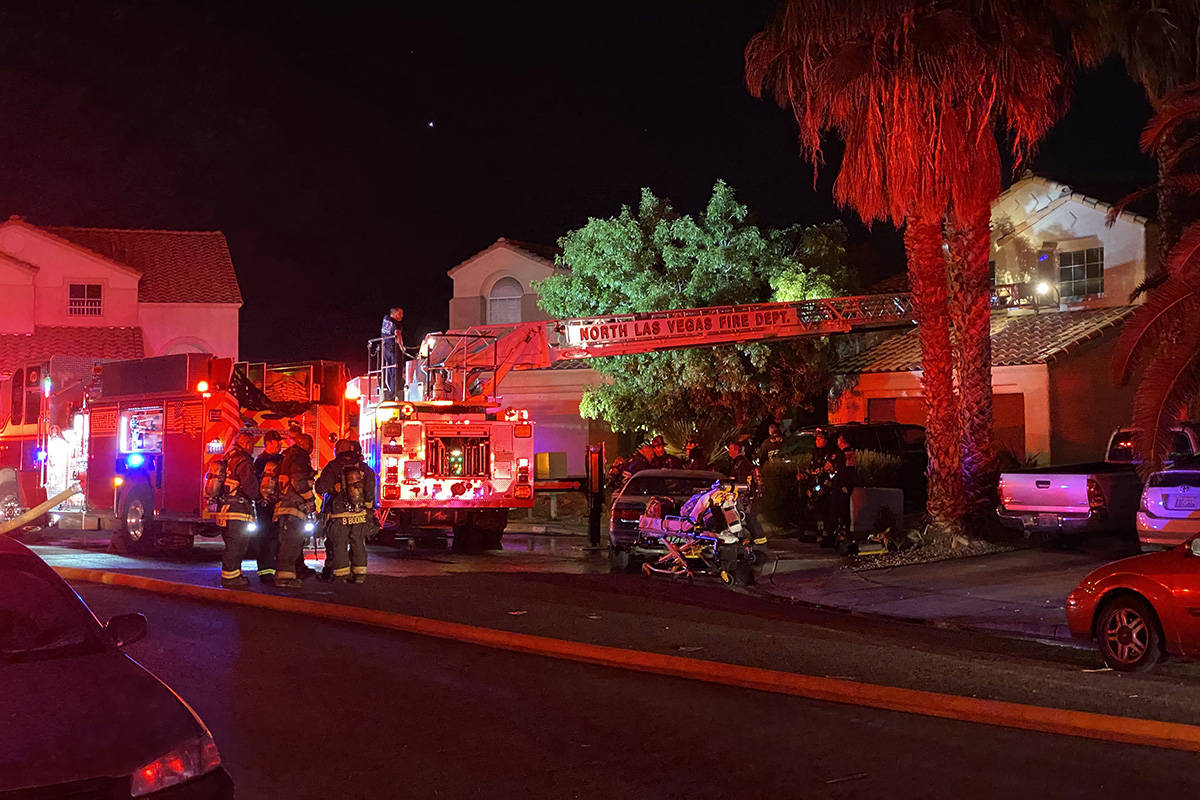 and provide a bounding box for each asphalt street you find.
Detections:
[73,570,1200,799]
